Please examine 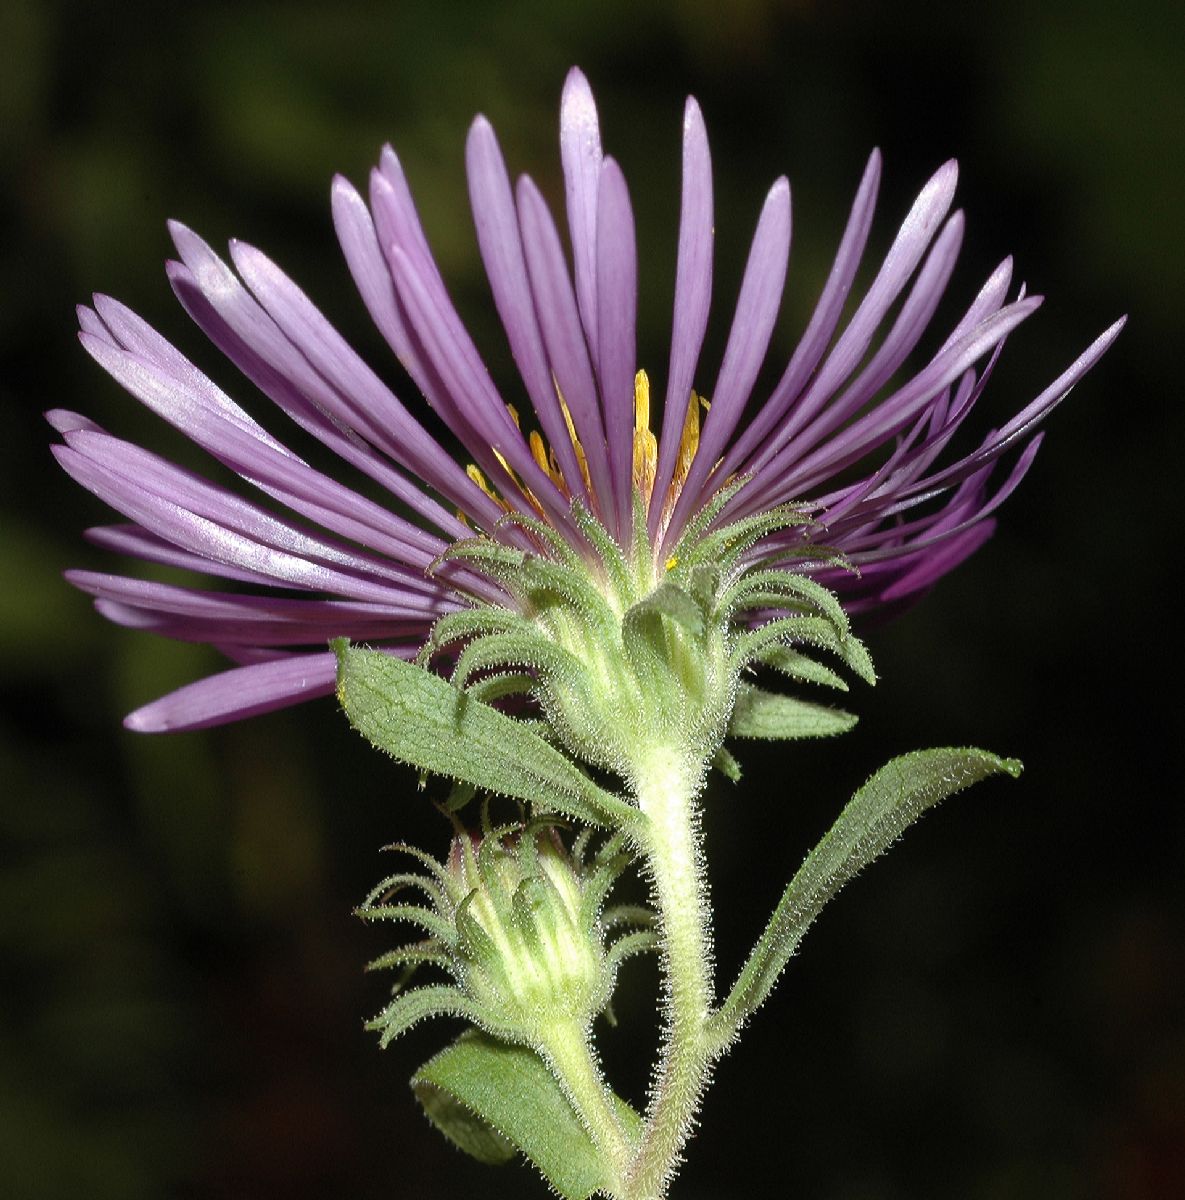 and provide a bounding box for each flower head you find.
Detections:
[357,819,653,1049]
[51,68,1122,733]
